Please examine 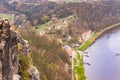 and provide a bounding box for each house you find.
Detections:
[55,25,61,30]
[82,30,92,40]
[71,43,80,48]
[66,49,73,57]
[39,30,46,36]
[57,39,63,43]
[64,63,69,72]
[51,17,58,23]
[63,45,72,57]
[78,38,83,44]
[18,25,22,28]
[72,50,77,58]
[67,35,72,41]
[47,27,52,30]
